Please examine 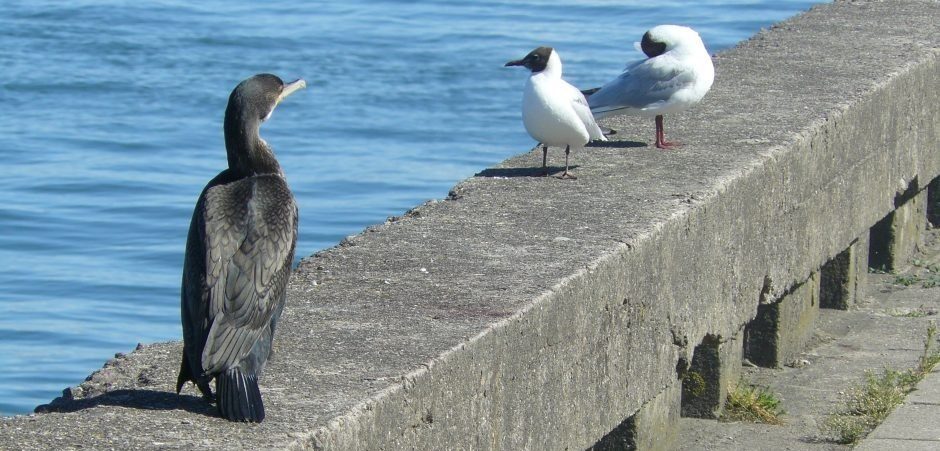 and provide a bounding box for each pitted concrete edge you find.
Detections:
[1,1,939,450]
